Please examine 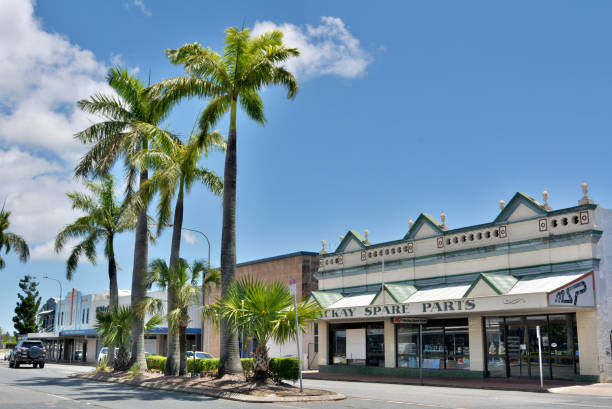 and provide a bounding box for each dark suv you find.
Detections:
[9,340,46,368]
